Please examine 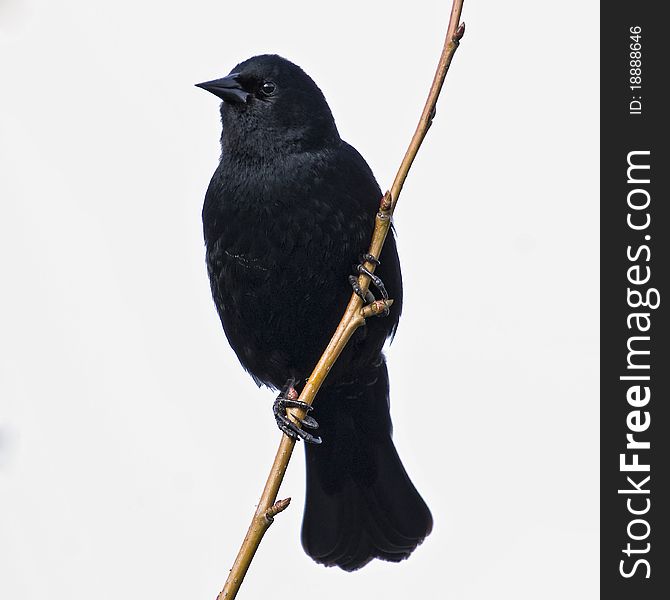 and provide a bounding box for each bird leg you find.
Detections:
[349,253,390,316]
[273,379,321,444]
